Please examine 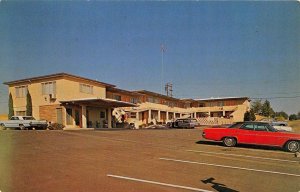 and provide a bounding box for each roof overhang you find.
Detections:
[195,97,250,102]
[3,72,115,87]
[60,97,137,108]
